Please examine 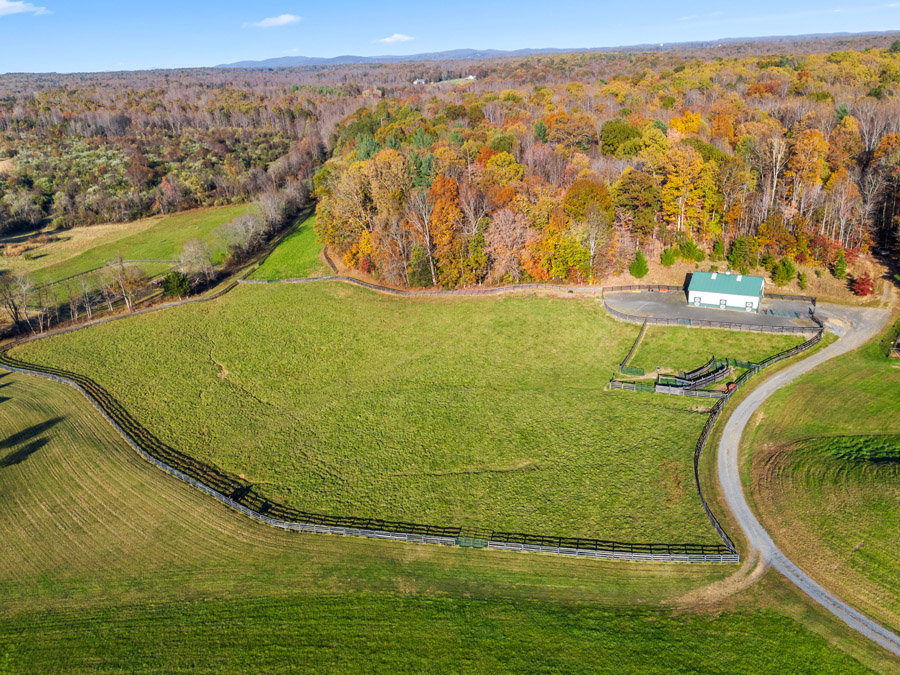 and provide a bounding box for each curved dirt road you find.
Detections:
[717,302,900,658]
